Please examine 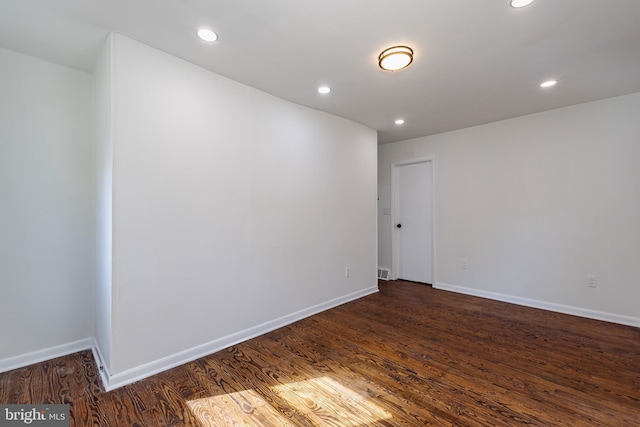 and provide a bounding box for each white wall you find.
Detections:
[105,35,377,379]
[0,47,94,364]
[93,34,113,370]
[379,92,640,324]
